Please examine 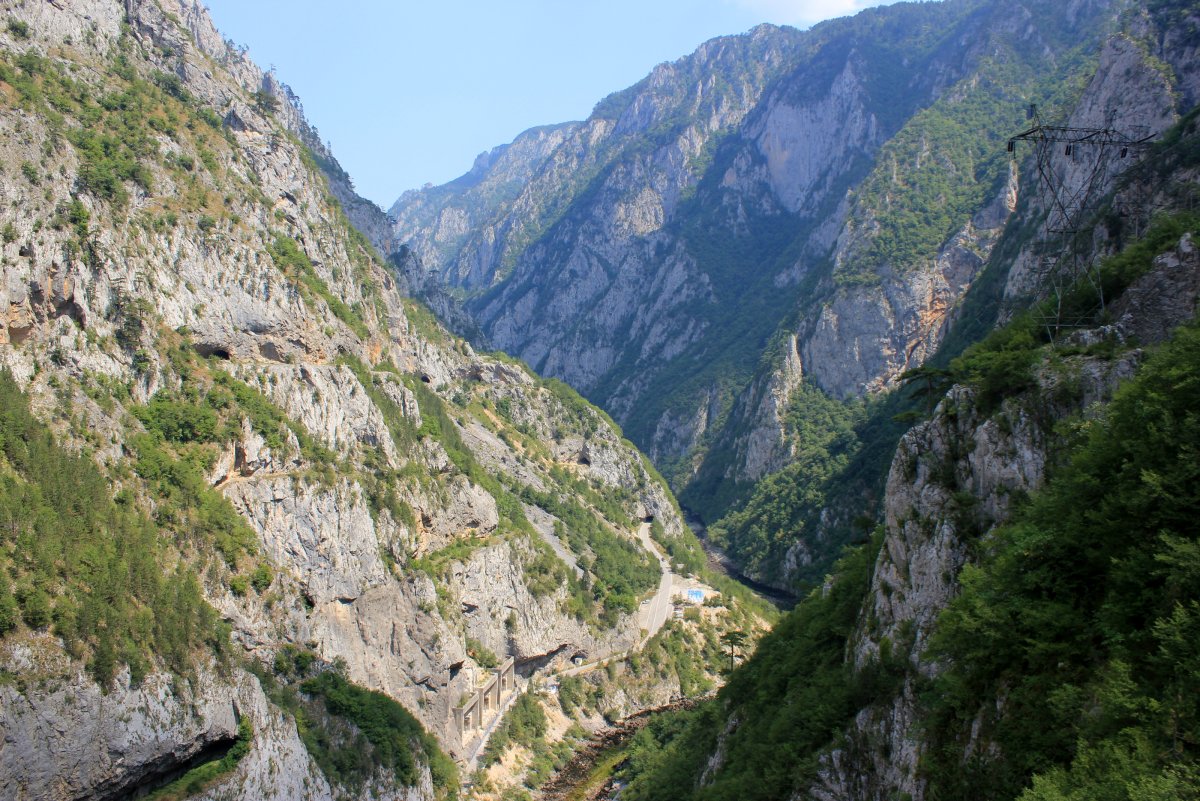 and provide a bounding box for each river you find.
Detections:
[684,512,798,610]
[536,698,706,801]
